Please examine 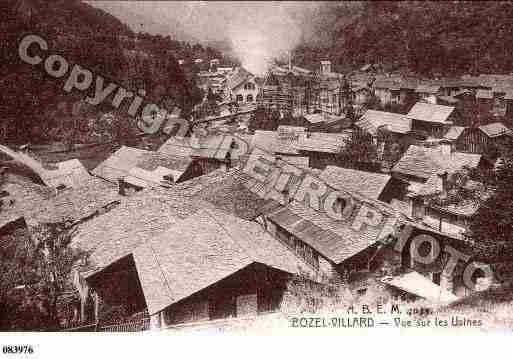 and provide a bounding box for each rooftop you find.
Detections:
[478,122,512,138]
[406,102,455,124]
[296,132,349,154]
[392,145,482,181]
[356,110,411,136]
[319,165,392,200]
[443,126,465,141]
